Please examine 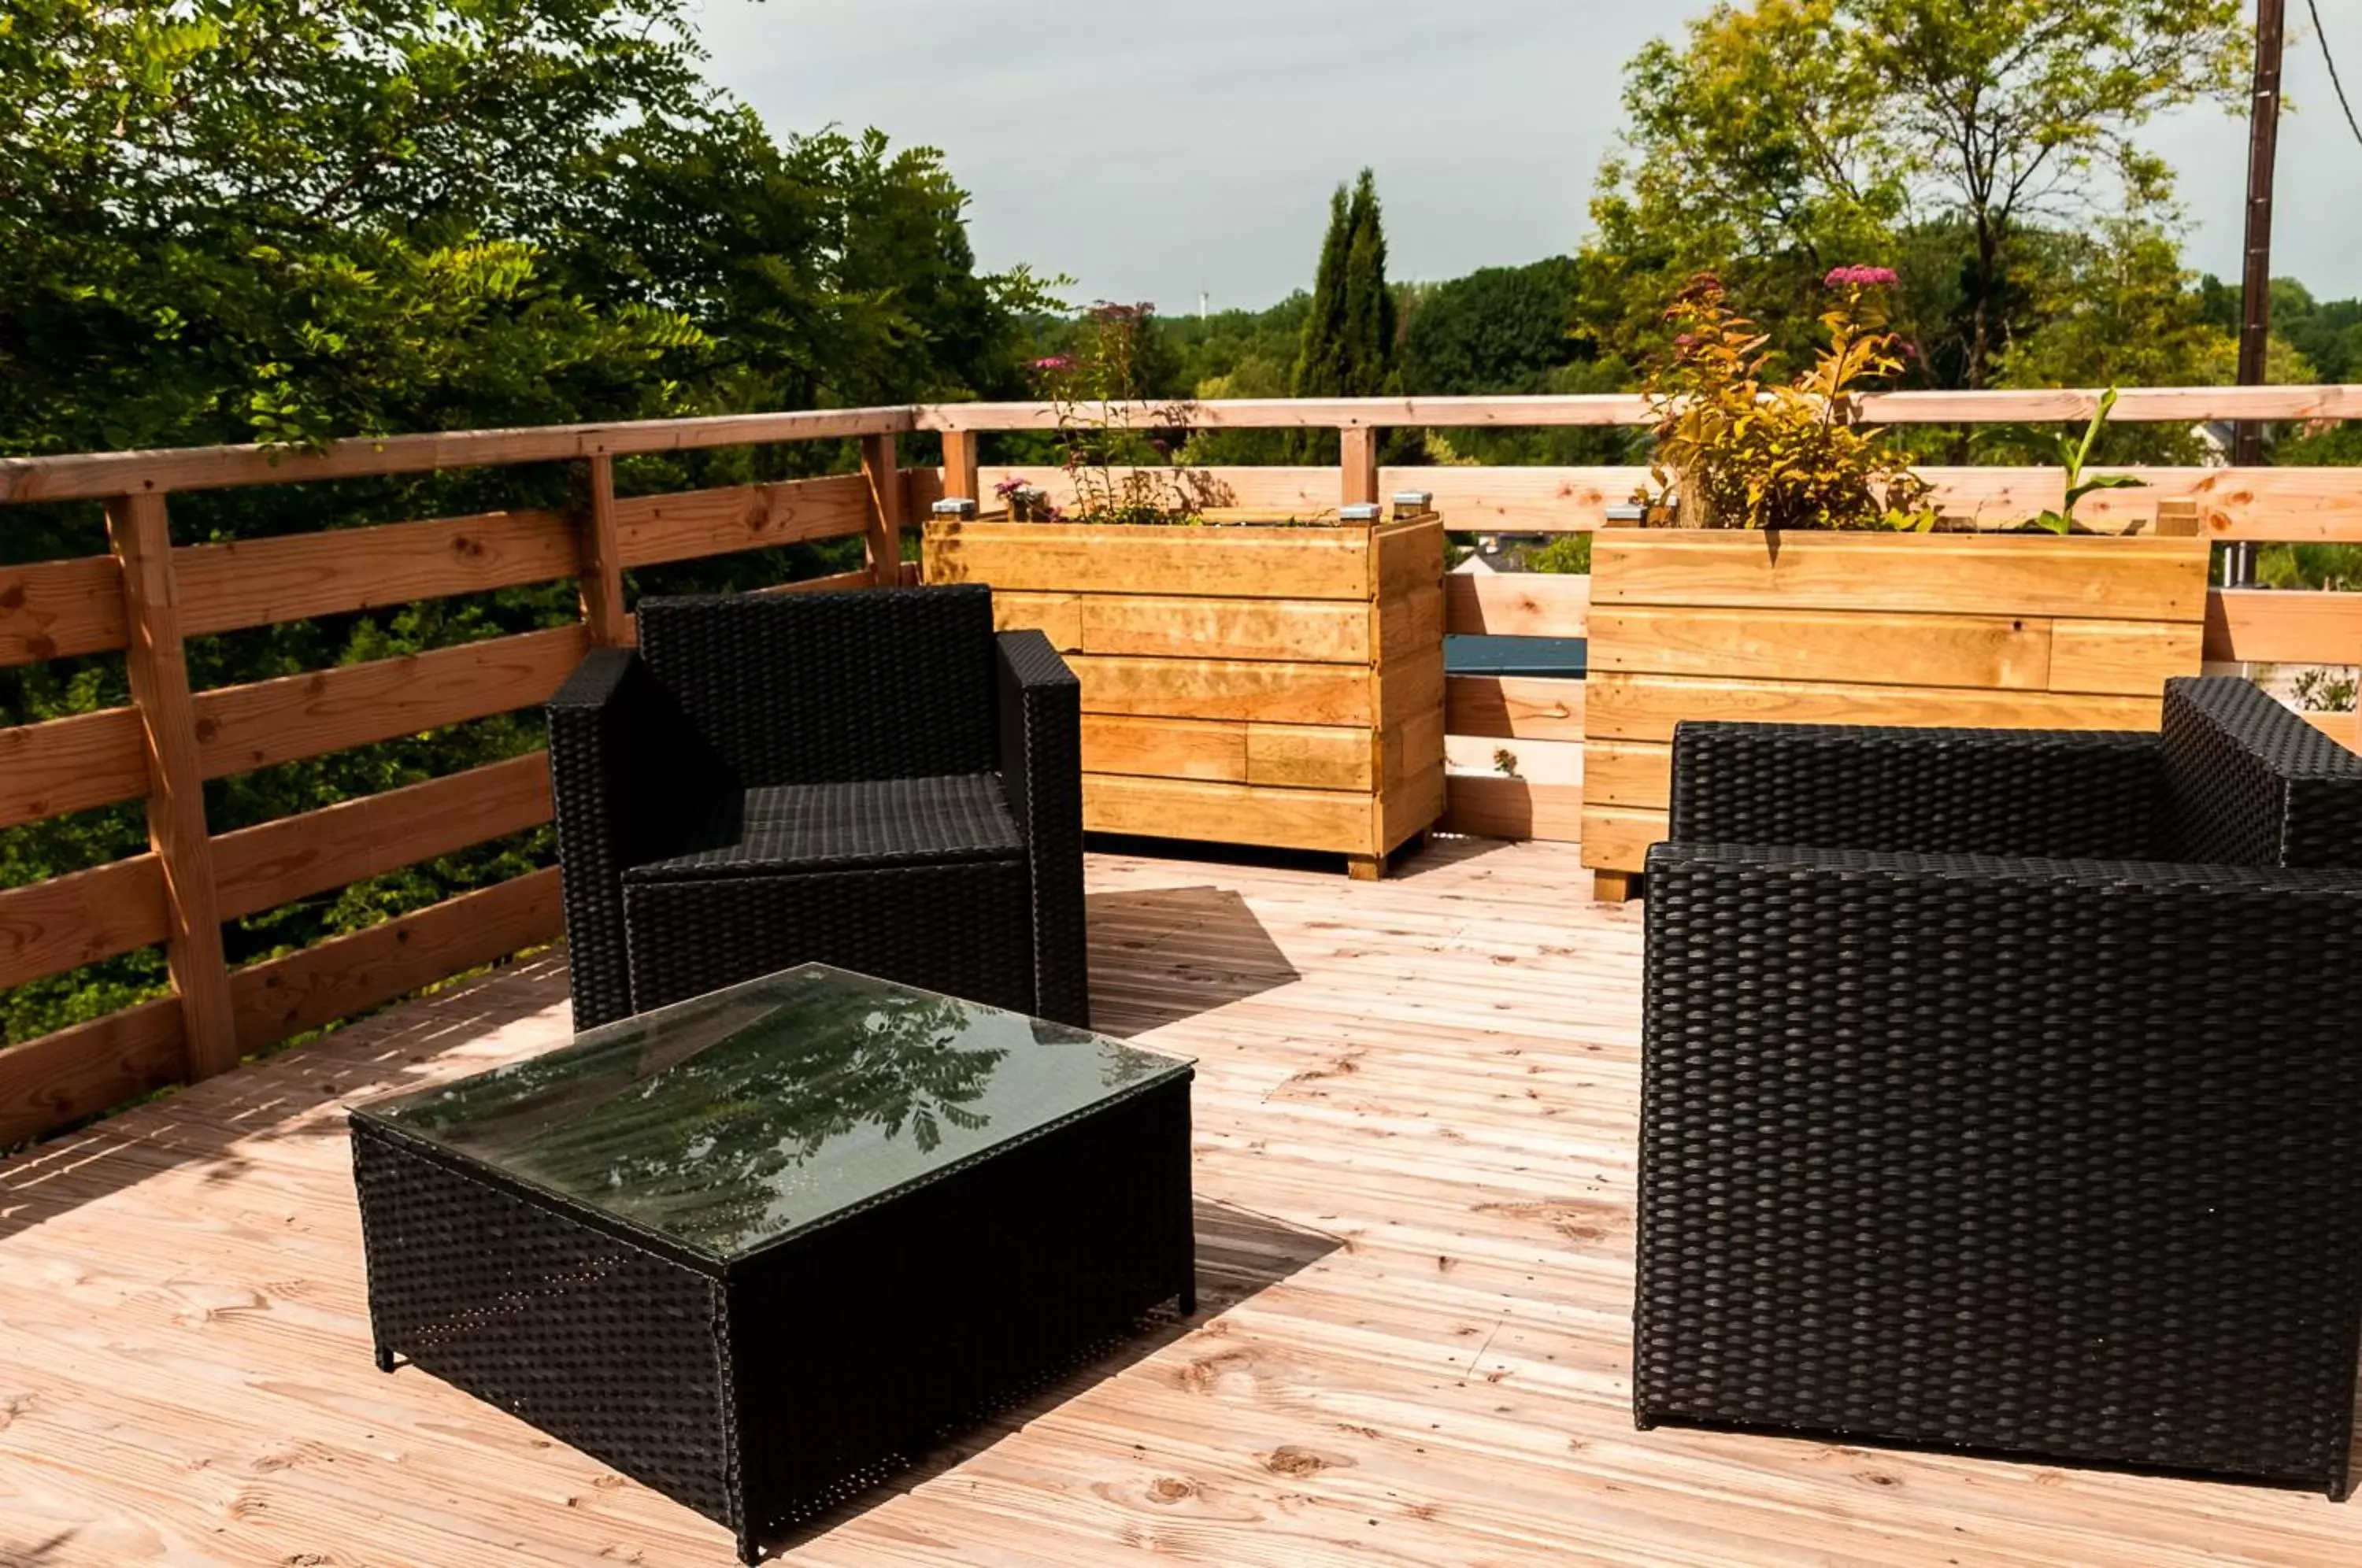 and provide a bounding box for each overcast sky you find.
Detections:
[695,0,2362,312]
